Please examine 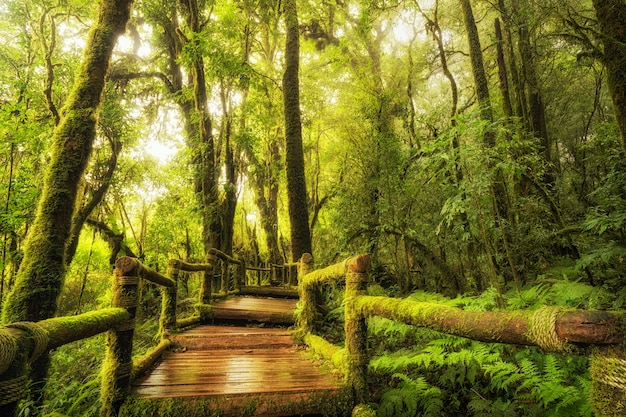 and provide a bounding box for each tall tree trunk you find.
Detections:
[245,140,282,265]
[494,18,514,120]
[416,0,470,294]
[0,142,15,310]
[460,0,509,294]
[2,0,132,324]
[178,0,221,254]
[513,0,550,168]
[497,0,527,121]
[460,0,495,147]
[219,83,238,256]
[64,136,122,265]
[592,0,626,148]
[1,0,132,404]
[283,0,312,261]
